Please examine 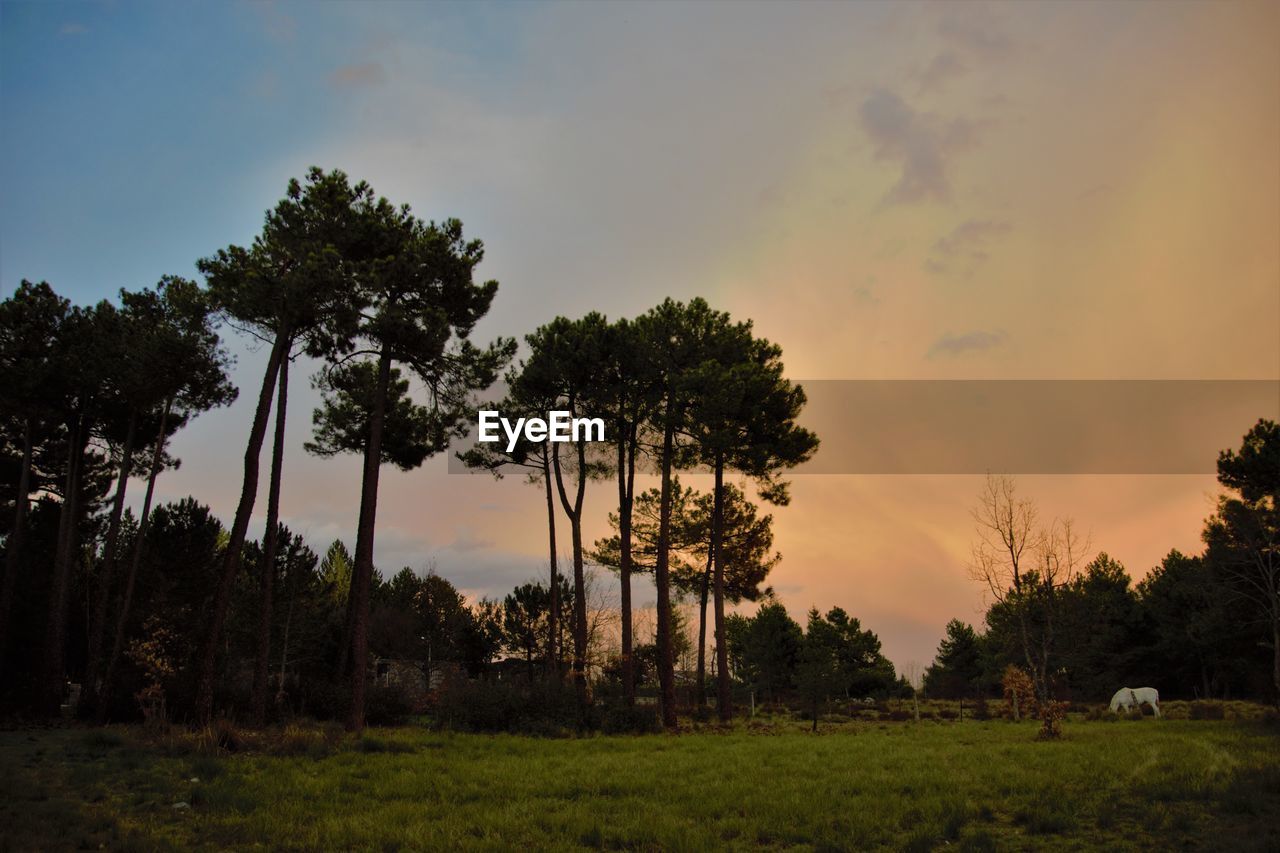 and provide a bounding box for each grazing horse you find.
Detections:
[1109,686,1161,717]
